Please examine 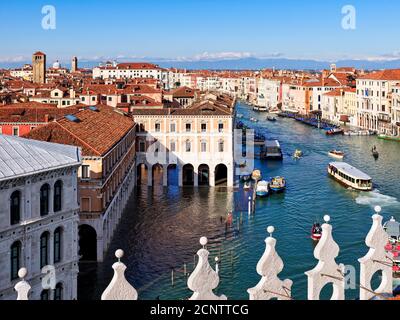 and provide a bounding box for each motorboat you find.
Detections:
[251,170,262,181]
[269,177,286,193]
[258,106,268,112]
[327,162,373,191]
[267,116,277,122]
[311,222,322,241]
[237,114,244,119]
[250,117,258,122]
[293,149,303,159]
[328,150,345,160]
[256,180,270,197]
[326,128,344,136]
